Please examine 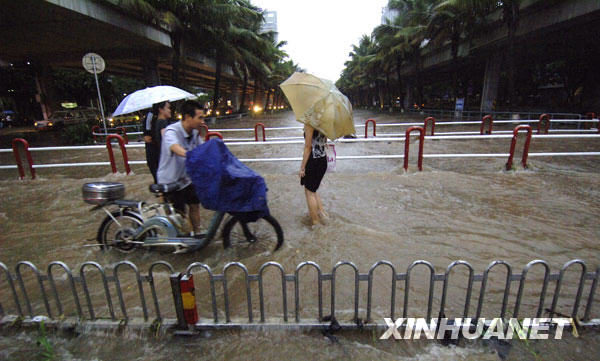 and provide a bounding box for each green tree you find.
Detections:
[343,0,441,107]
[97,0,299,114]
[337,35,378,107]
